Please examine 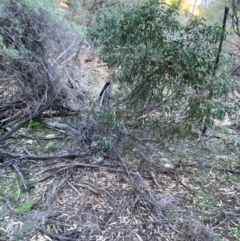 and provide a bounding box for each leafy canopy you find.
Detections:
[89,0,235,137]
